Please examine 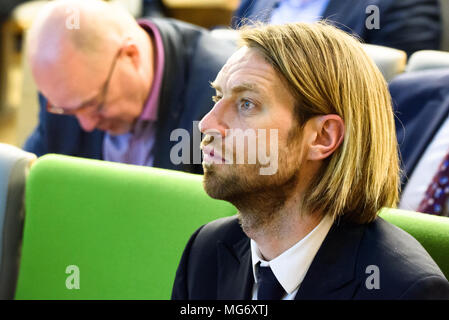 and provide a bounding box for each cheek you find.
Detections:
[102,93,140,122]
[108,69,142,109]
[255,117,294,155]
[220,101,296,157]
[219,128,286,166]
[99,104,134,131]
